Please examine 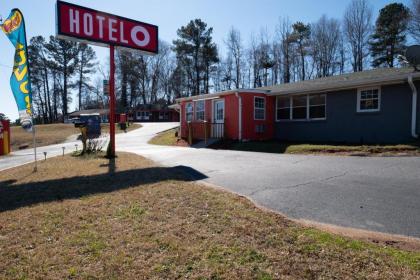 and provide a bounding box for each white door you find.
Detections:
[212,100,224,138]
